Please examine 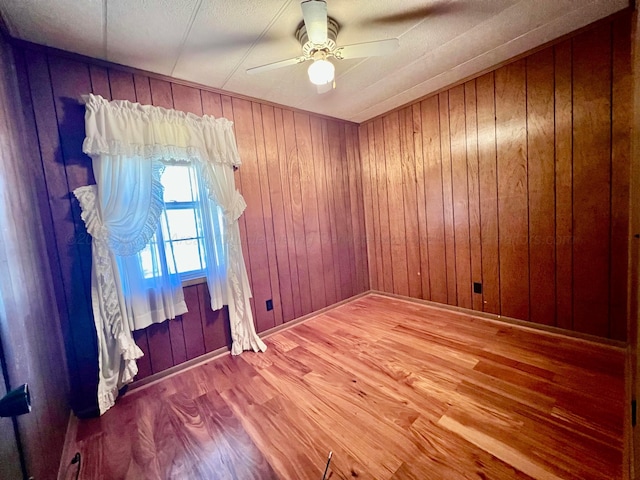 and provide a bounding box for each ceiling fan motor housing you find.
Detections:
[296,16,339,56]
